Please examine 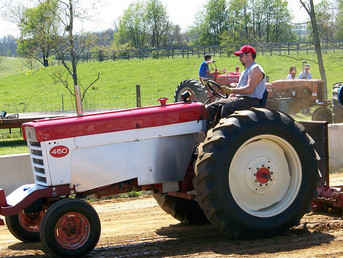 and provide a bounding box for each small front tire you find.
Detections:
[40,198,101,257]
[5,210,43,242]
